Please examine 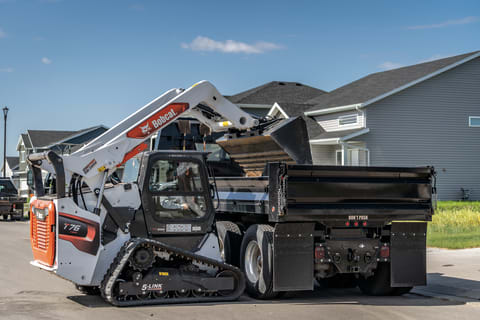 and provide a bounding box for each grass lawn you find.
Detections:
[427,201,480,249]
